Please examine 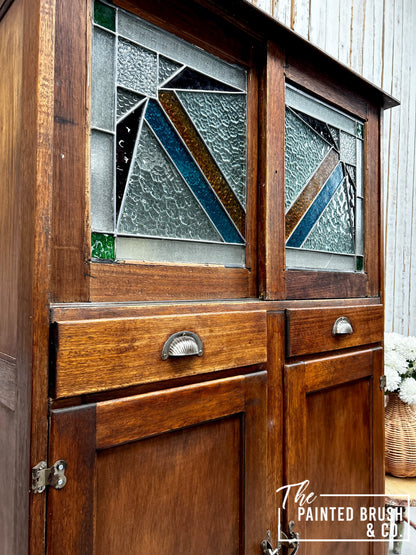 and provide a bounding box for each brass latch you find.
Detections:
[31,460,67,494]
